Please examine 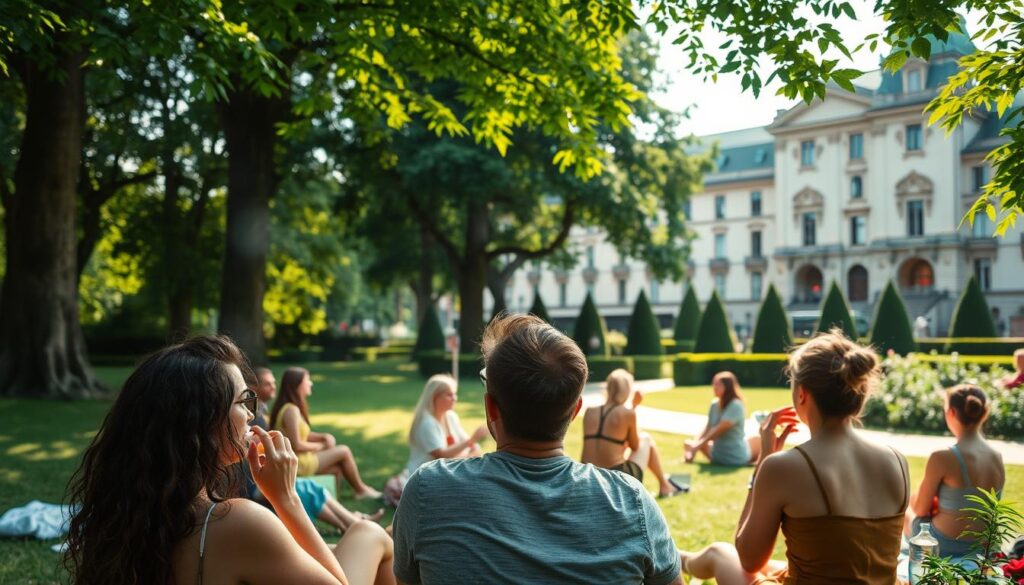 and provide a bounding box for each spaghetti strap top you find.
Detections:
[197,502,218,585]
[779,446,907,584]
[937,444,1002,512]
[583,405,628,445]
